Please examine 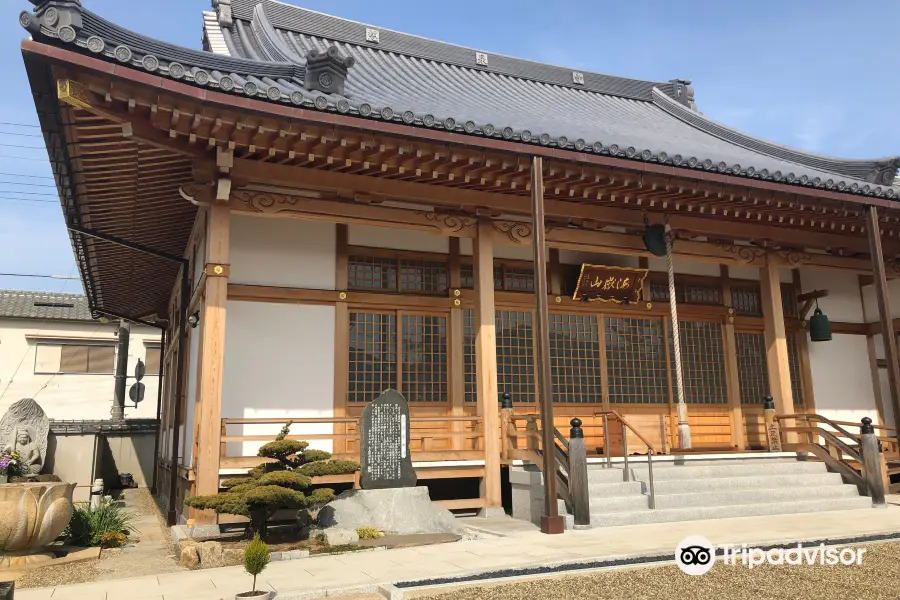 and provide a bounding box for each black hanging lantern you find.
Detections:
[643,223,668,257]
[809,299,832,342]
